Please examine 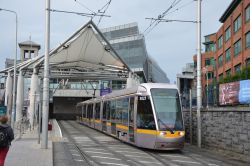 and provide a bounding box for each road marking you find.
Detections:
[160,154,190,159]
[100,162,130,166]
[72,154,81,156]
[74,159,84,162]
[172,160,201,164]
[124,154,153,159]
[208,164,220,166]
[115,151,146,155]
[139,161,163,165]
[109,147,132,150]
[91,156,121,160]
[85,151,113,155]
[82,148,106,151]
